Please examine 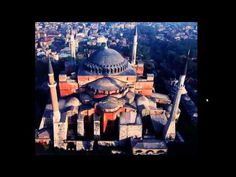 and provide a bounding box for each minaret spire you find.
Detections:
[48,59,59,113]
[163,50,189,141]
[135,25,138,36]
[48,58,54,74]
[183,49,190,75]
[131,25,138,65]
[48,59,62,148]
[48,59,61,148]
